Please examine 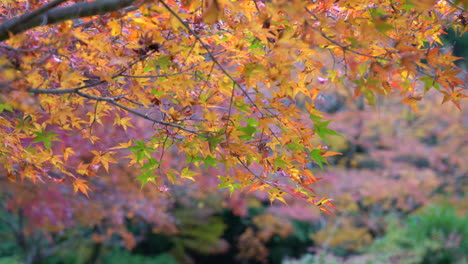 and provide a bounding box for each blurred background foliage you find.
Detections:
[0,25,467,264]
